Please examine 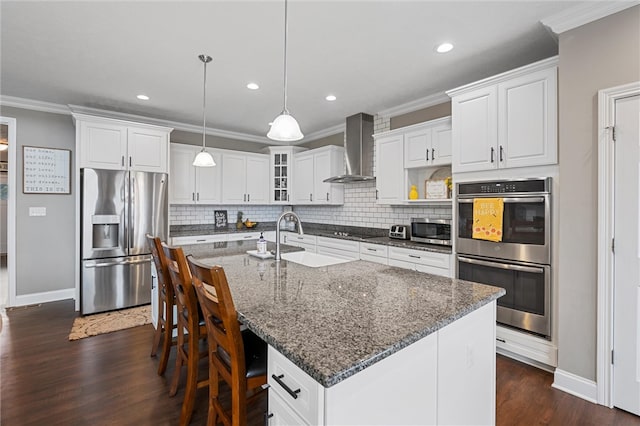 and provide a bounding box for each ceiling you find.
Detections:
[1,1,586,144]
